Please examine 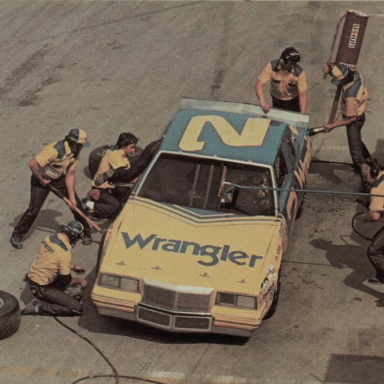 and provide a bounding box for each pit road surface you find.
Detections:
[1,1,384,384]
